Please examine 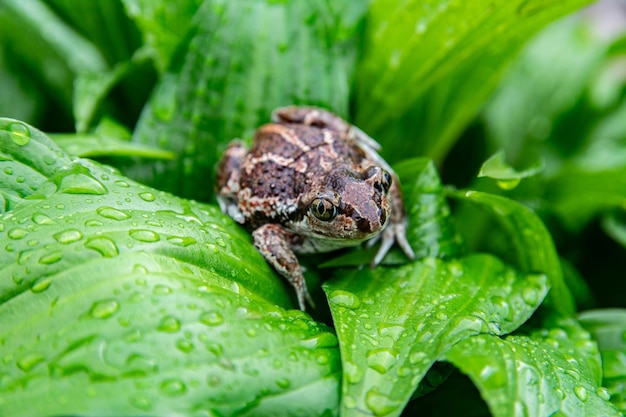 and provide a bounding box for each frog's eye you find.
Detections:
[310,198,338,221]
[381,170,392,193]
